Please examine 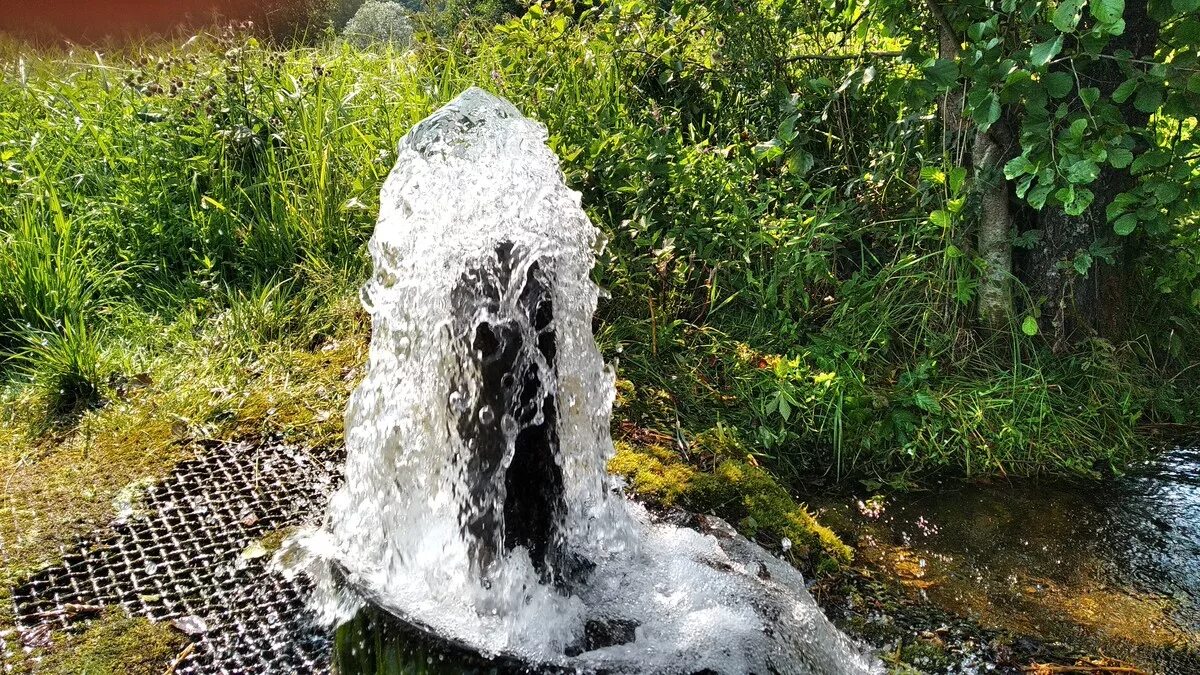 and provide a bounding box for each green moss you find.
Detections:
[609,430,852,573]
[19,609,188,675]
[257,525,300,554]
[688,459,853,573]
[609,441,695,507]
[893,635,953,672]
